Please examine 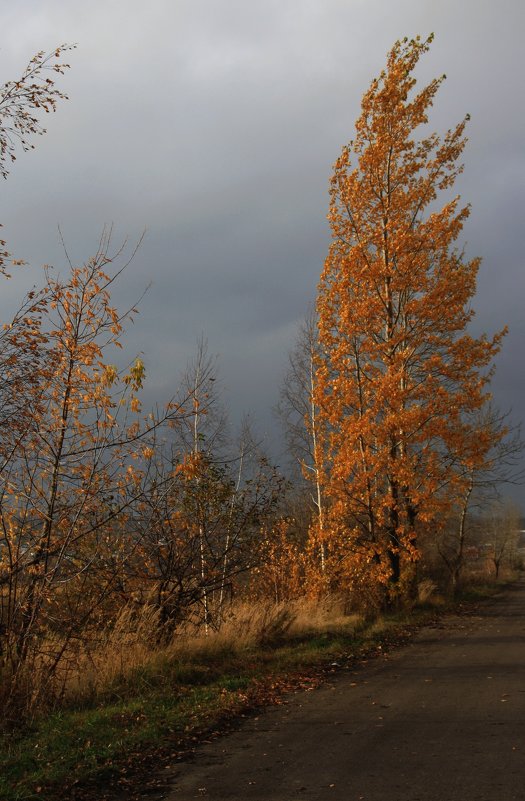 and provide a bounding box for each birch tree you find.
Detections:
[315,35,505,603]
